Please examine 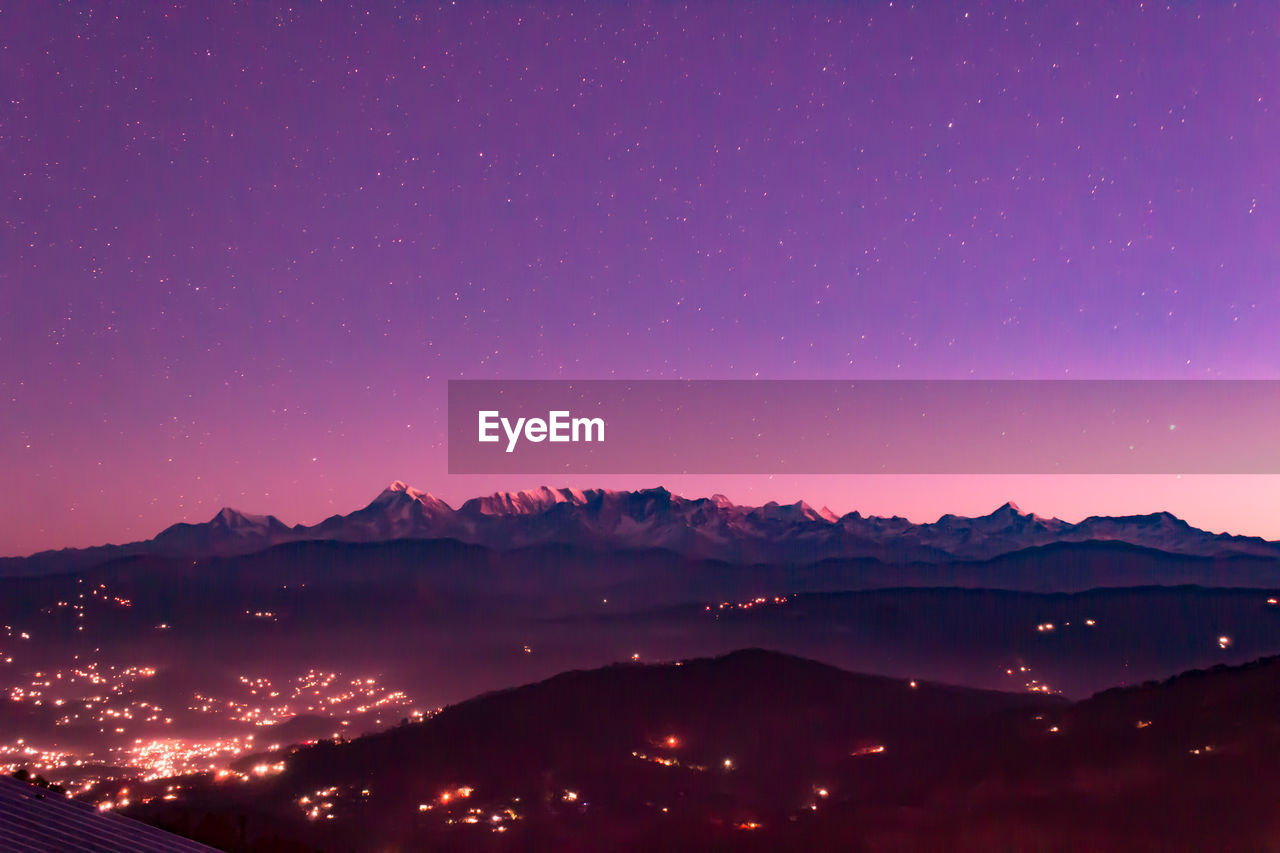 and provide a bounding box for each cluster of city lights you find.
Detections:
[189,670,411,727]
[3,631,414,792]
[118,735,272,781]
[0,741,75,777]
[8,661,162,733]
